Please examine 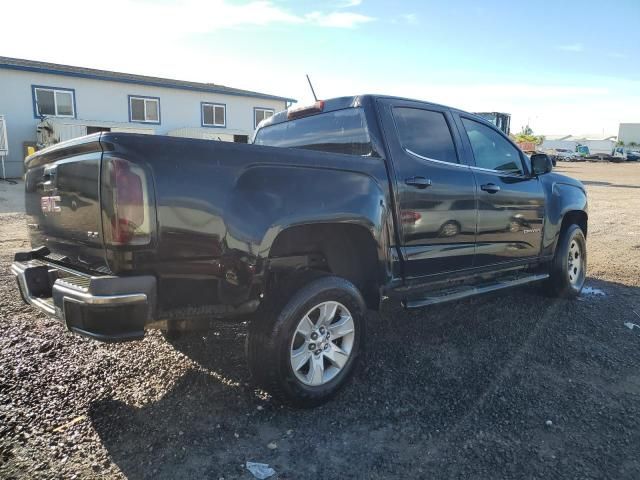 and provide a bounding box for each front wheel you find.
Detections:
[545,224,587,298]
[246,274,366,407]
